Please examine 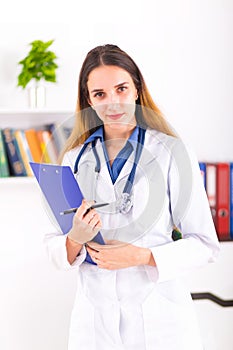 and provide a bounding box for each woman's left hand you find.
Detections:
[86,240,154,270]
